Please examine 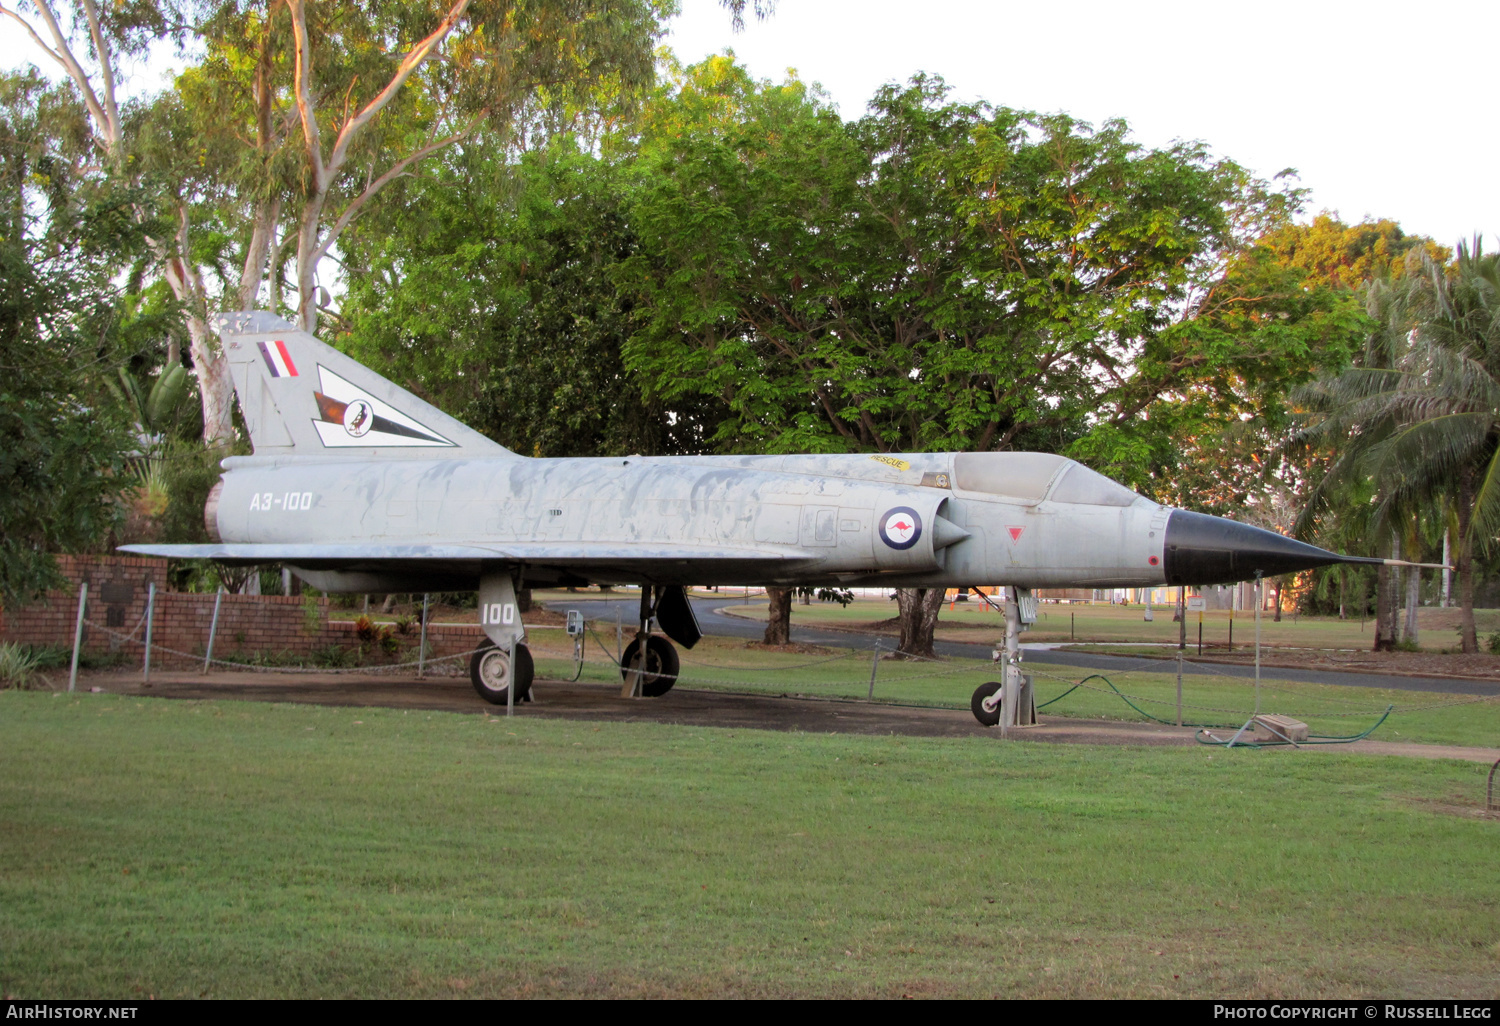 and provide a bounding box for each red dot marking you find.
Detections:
[1148,556,1159,565]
